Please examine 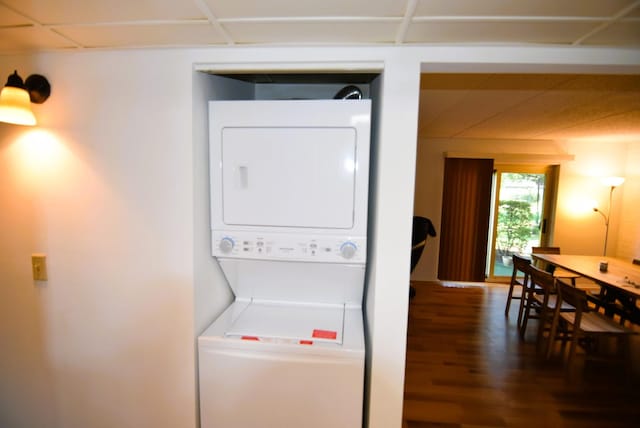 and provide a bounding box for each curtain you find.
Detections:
[438,158,494,281]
